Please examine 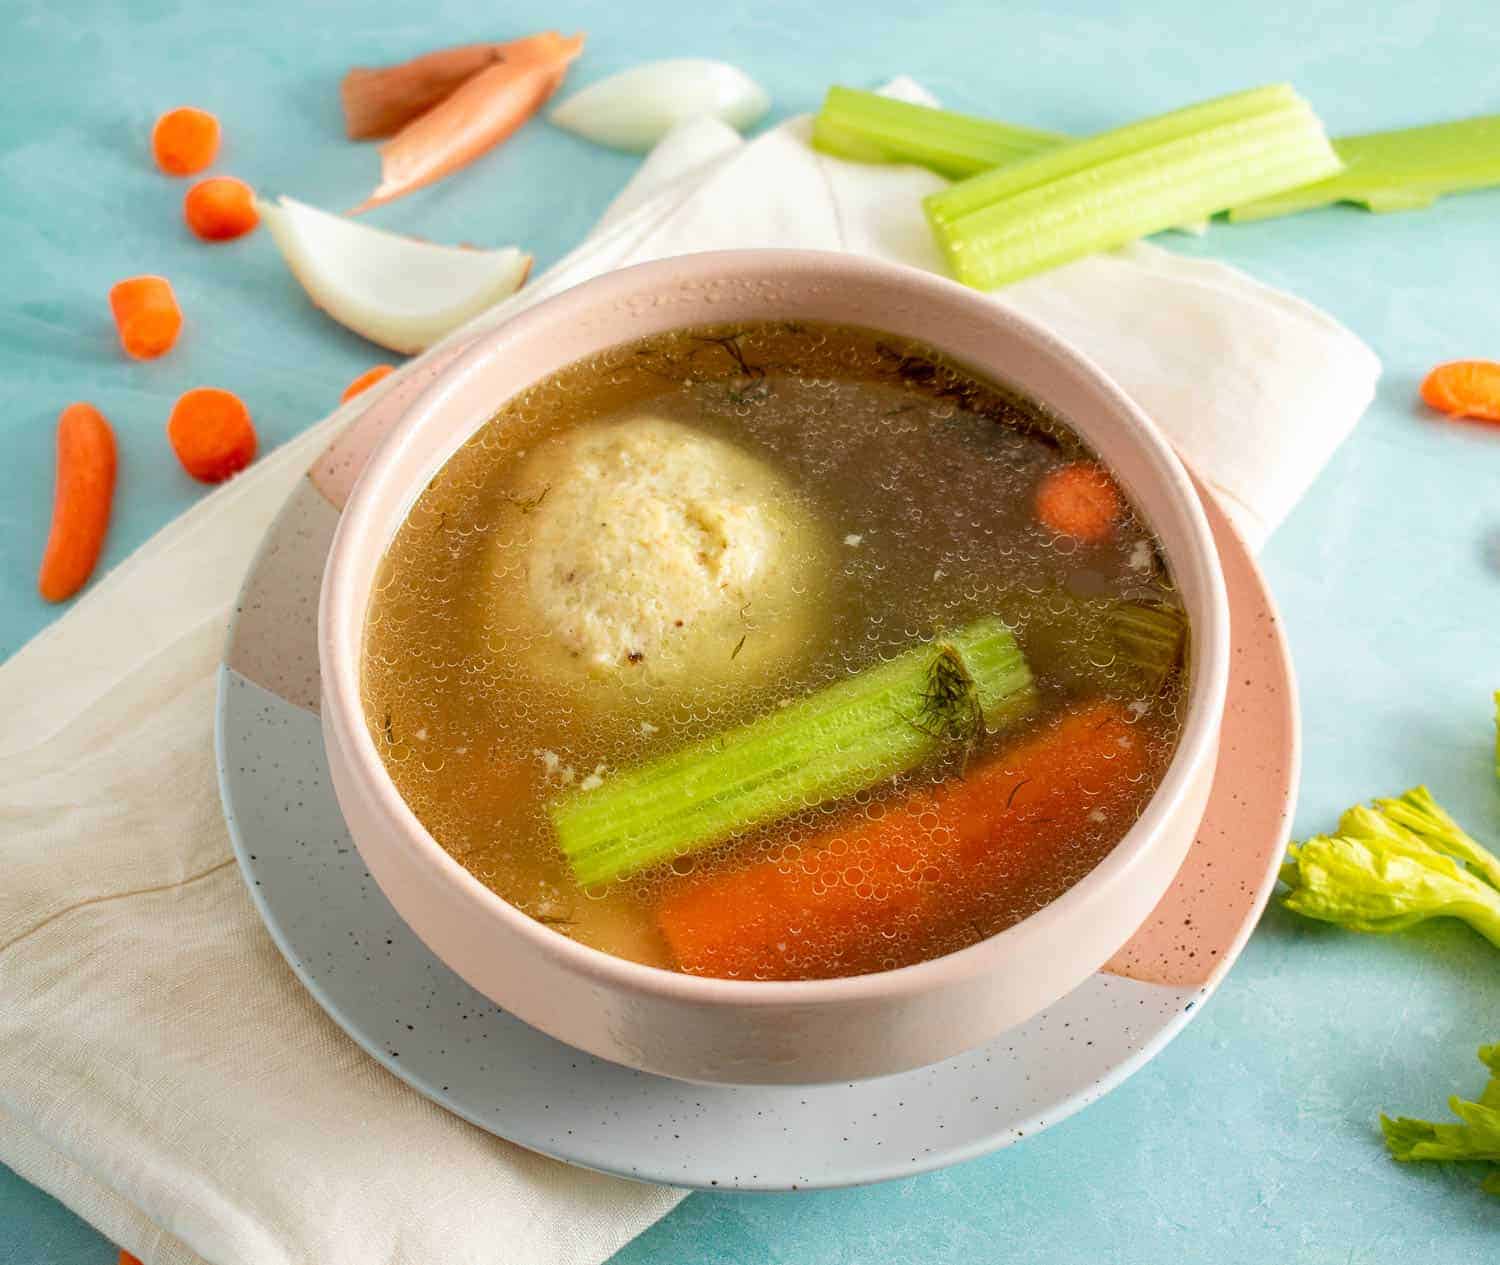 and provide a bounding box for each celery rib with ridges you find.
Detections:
[1230,115,1500,221]
[551,617,1034,886]
[812,86,1066,179]
[924,84,1342,290]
